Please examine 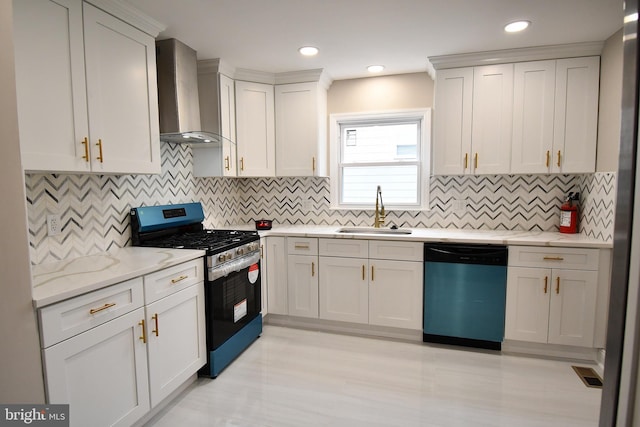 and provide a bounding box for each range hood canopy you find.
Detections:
[156,38,230,145]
